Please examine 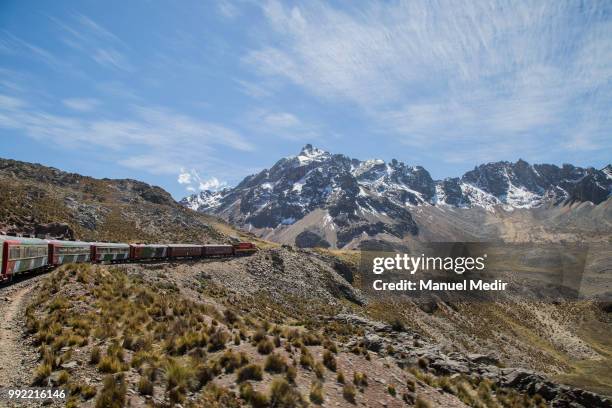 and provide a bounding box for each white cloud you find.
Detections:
[52,14,132,72]
[0,31,65,70]
[177,168,227,192]
[234,79,272,98]
[199,177,226,191]
[217,0,239,19]
[177,170,192,184]
[246,109,320,141]
[75,14,123,44]
[62,97,100,112]
[245,0,612,162]
[0,93,254,176]
[262,112,300,128]
[93,48,132,71]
